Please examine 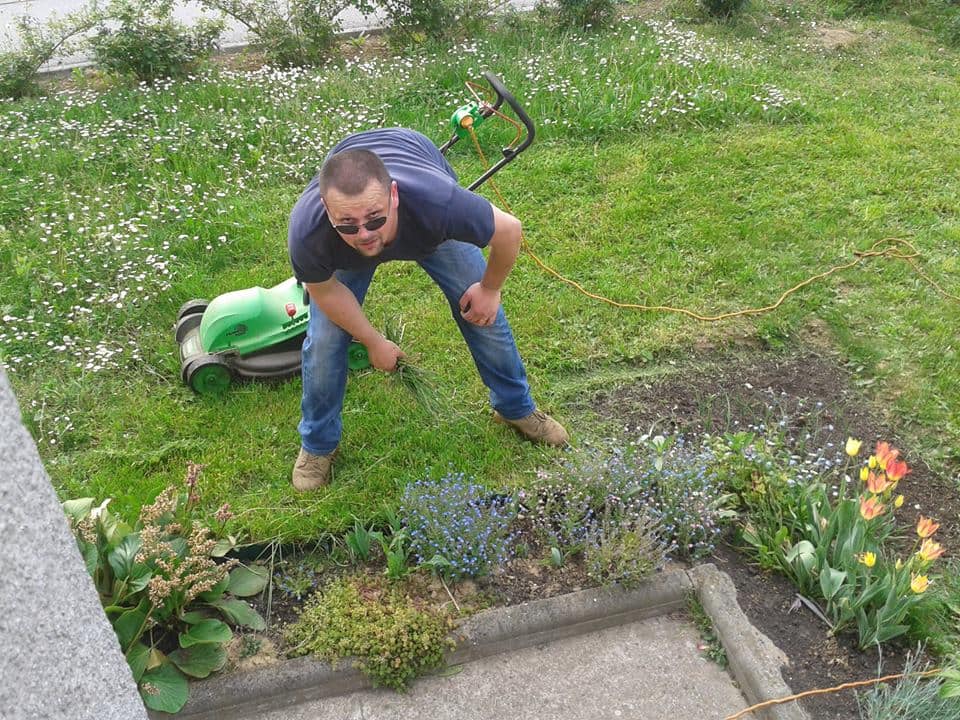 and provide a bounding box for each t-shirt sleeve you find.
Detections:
[443,186,495,247]
[288,178,335,283]
[289,230,334,284]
